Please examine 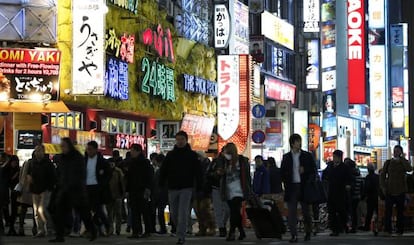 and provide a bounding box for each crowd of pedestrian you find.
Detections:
[0,132,413,244]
